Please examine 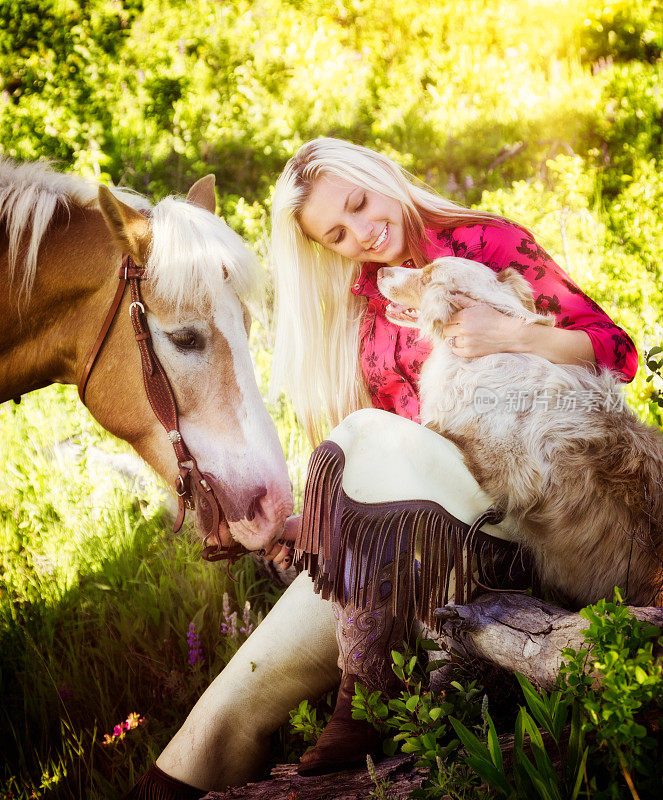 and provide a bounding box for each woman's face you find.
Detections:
[299,175,410,265]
